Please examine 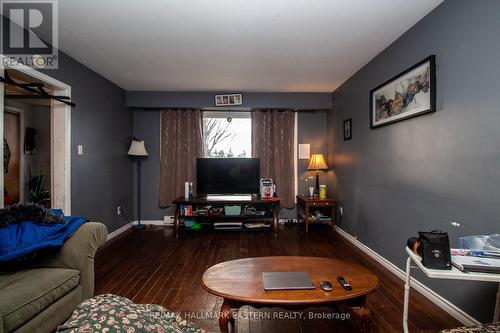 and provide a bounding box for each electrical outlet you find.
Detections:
[117,206,122,215]
[339,206,344,216]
